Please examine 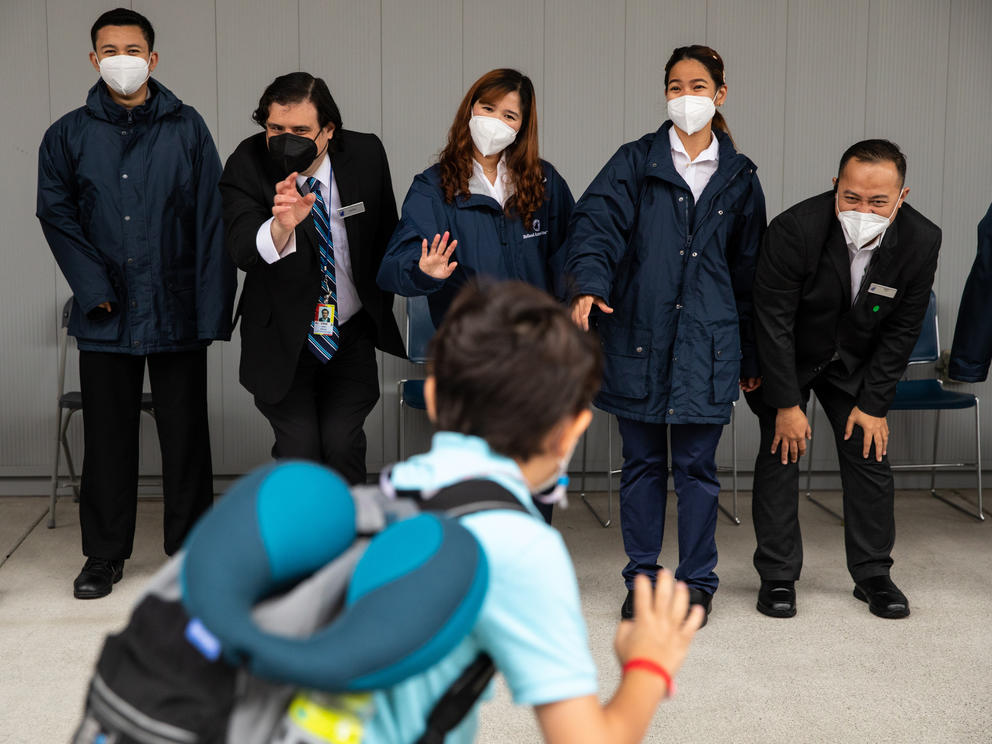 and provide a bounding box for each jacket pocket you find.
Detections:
[69,304,124,343]
[597,318,651,400]
[711,330,742,404]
